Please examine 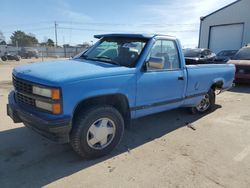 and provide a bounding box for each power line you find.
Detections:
[1,27,54,34]
[0,21,199,46]
[0,20,198,29]
[58,21,198,26]
[58,27,199,33]
[0,21,52,28]
[0,21,199,36]
[58,27,112,32]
